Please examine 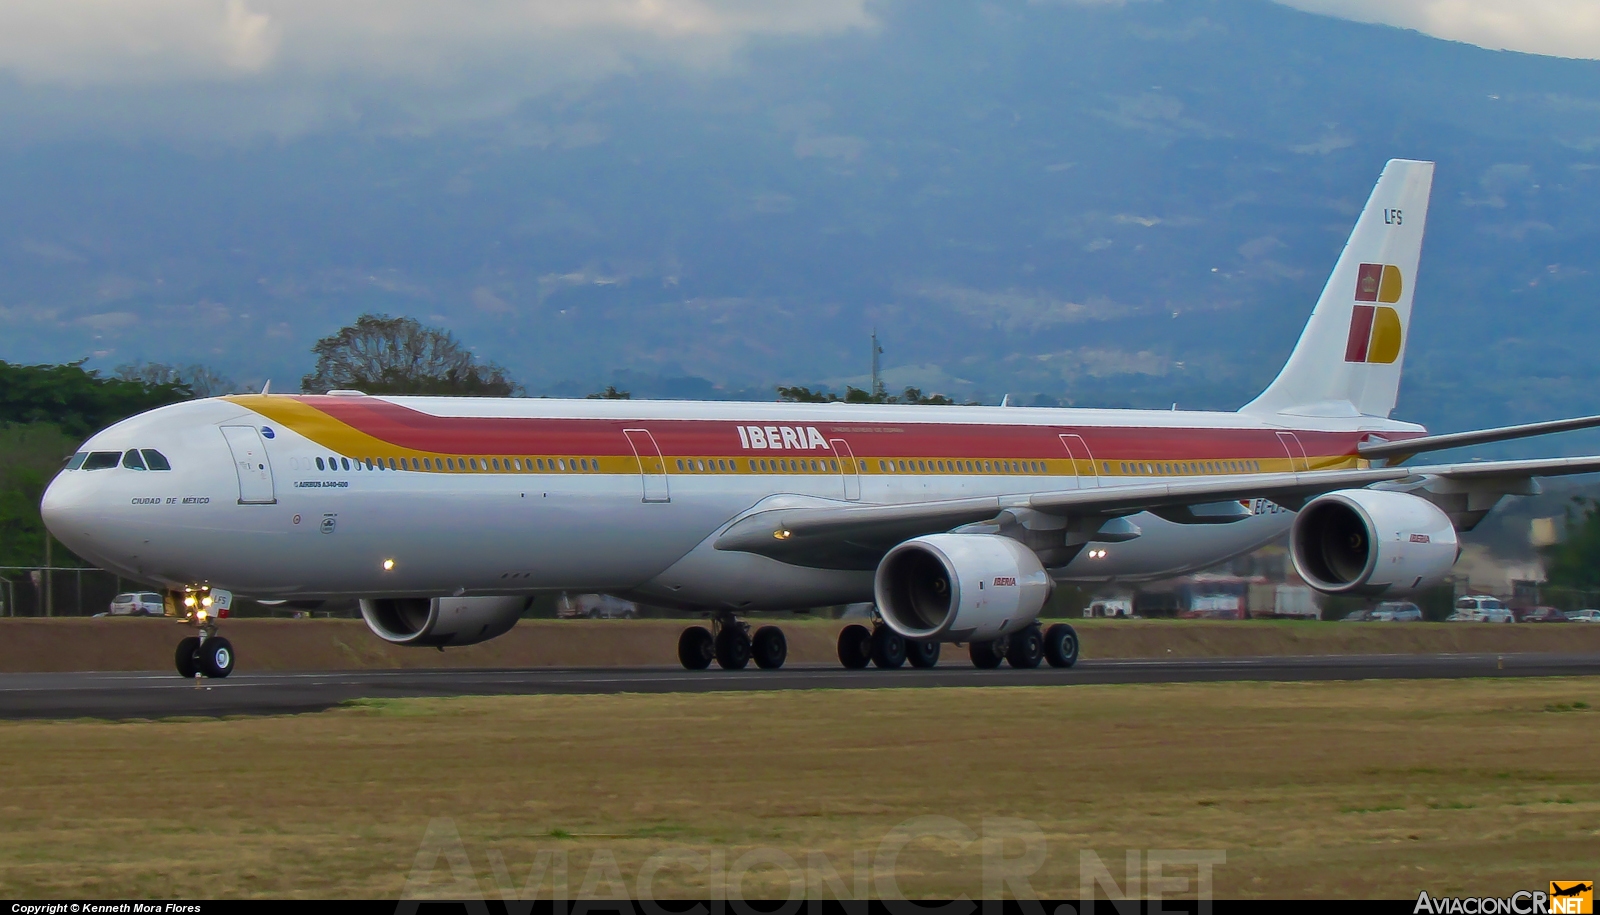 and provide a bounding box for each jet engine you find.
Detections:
[874,533,1052,642]
[1290,489,1459,596]
[360,596,529,647]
